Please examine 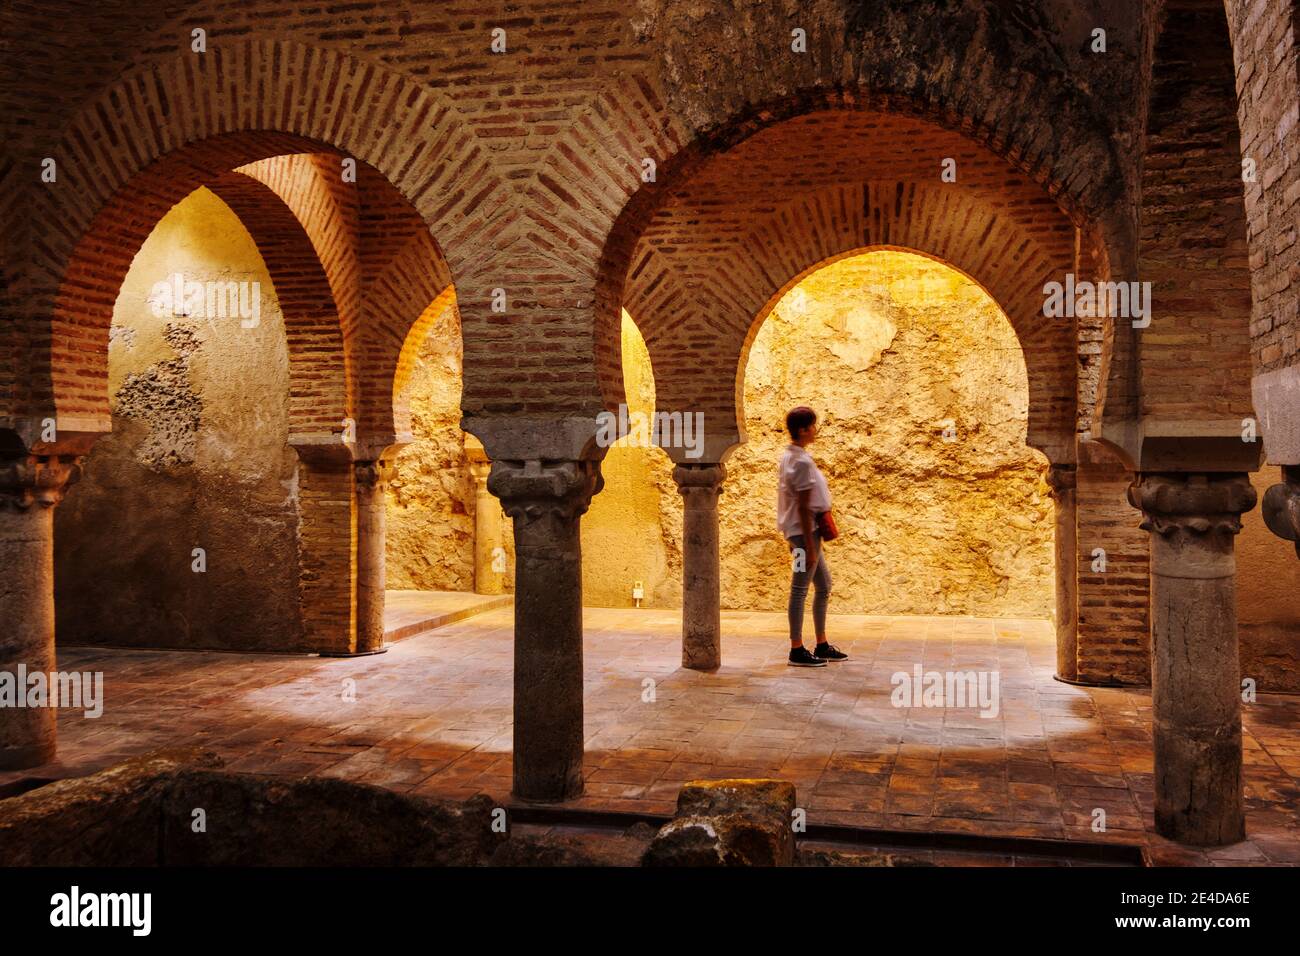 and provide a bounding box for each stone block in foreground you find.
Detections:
[642,778,797,867]
[0,749,497,866]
